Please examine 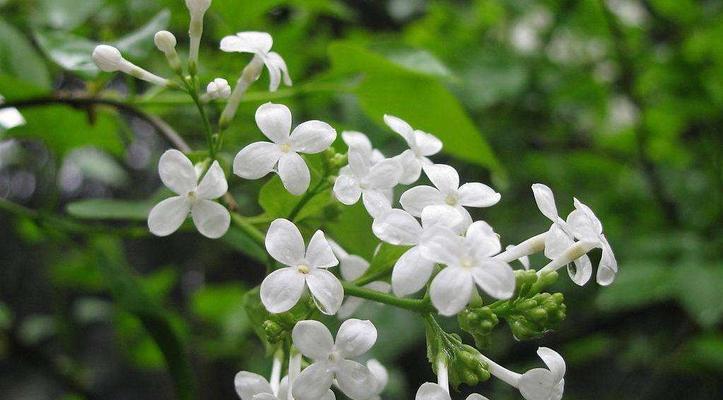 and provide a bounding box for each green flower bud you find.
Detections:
[458,306,499,348]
